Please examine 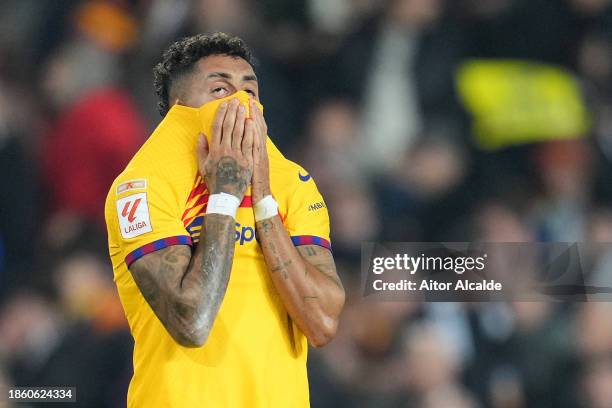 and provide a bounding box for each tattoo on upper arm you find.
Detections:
[303,246,316,257]
[129,245,192,329]
[297,245,343,290]
[128,214,237,346]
